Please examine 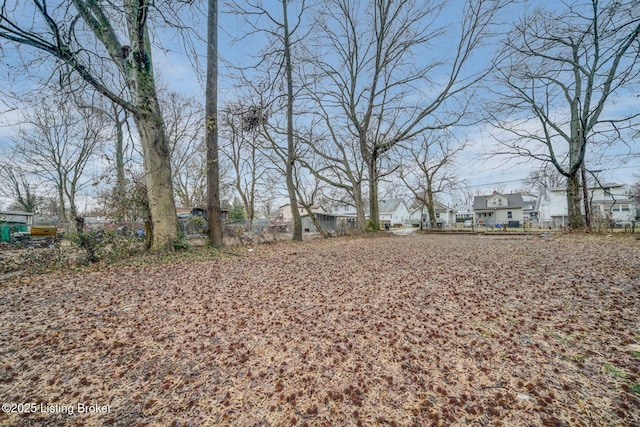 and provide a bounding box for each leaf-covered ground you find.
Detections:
[1,233,639,426]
